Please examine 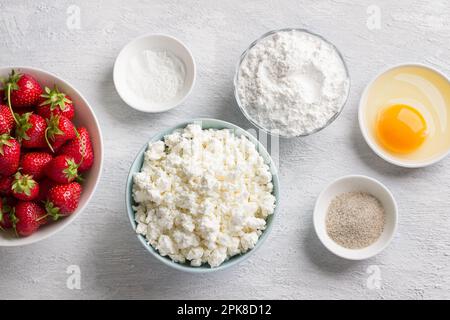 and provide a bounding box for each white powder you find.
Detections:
[237,30,350,137]
[127,49,186,104]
